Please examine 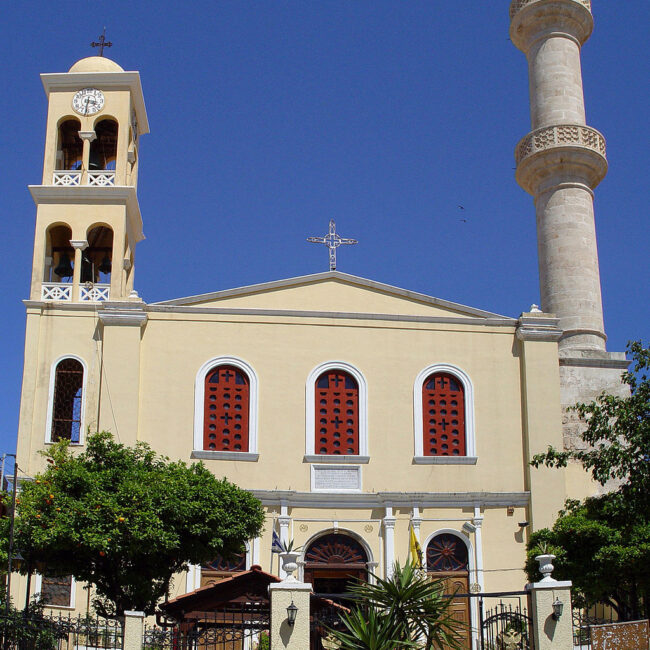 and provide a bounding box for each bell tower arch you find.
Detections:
[29,55,149,303]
